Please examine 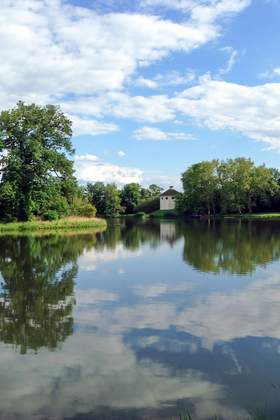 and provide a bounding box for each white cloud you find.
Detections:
[70,115,119,136]
[219,47,238,75]
[141,0,251,22]
[171,75,280,150]
[0,0,239,106]
[133,126,195,141]
[117,150,126,157]
[135,71,196,89]
[74,154,143,185]
[135,77,159,89]
[259,67,280,80]
[0,0,251,138]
